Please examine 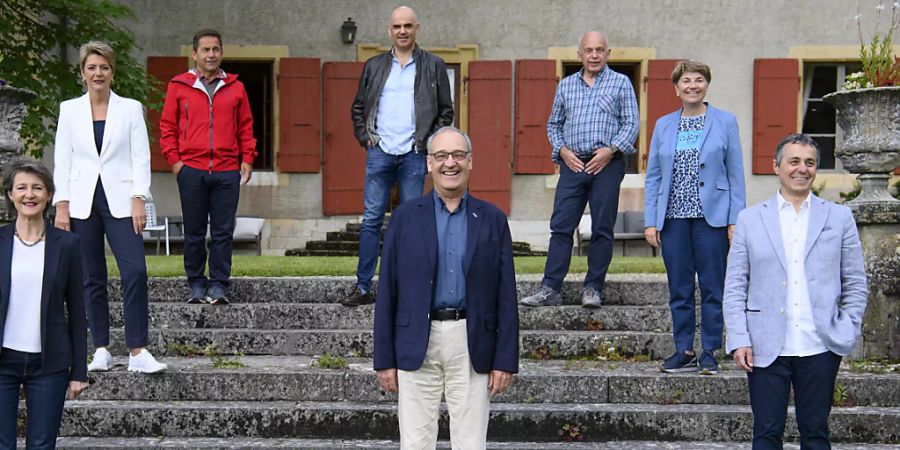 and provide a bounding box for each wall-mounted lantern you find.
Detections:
[341,18,357,44]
